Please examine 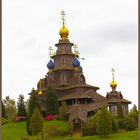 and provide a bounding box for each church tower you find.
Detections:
[33,11,107,134]
[106,68,131,116]
[46,11,84,88]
